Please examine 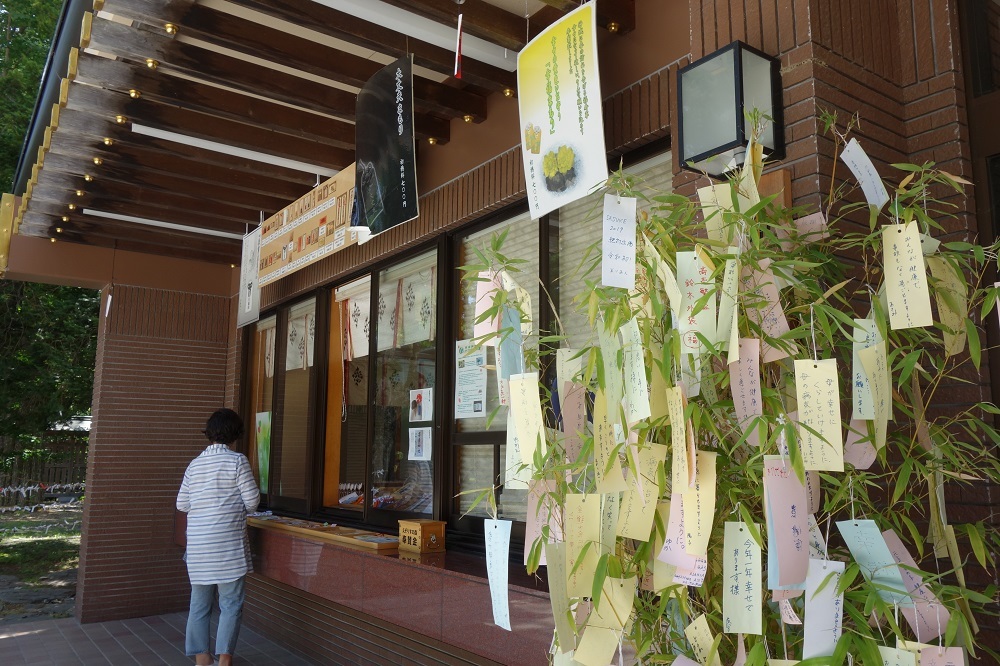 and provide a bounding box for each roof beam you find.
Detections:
[85,15,451,141]
[63,81,354,171]
[173,4,487,121]
[72,50,358,149]
[228,0,515,96]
